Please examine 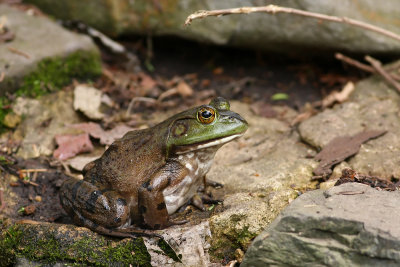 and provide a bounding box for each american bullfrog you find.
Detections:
[60,97,248,237]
